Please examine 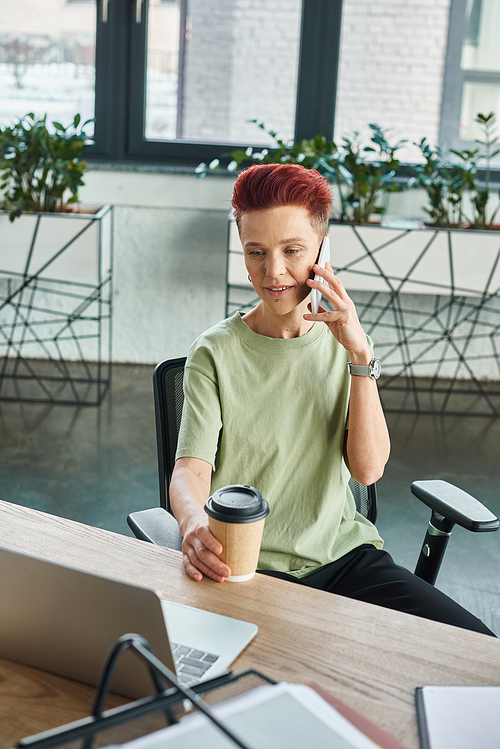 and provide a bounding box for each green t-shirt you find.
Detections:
[176,312,383,578]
